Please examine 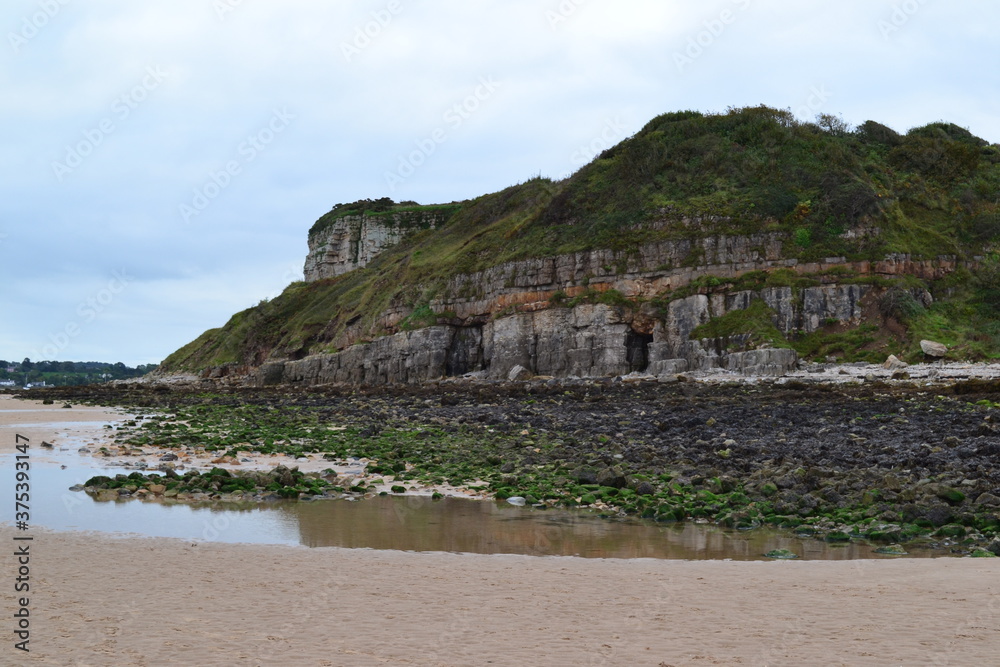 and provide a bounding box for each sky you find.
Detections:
[1,0,998,367]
